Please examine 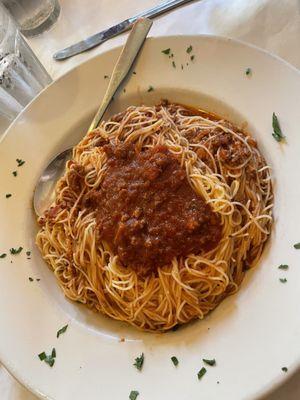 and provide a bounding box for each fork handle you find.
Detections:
[88,18,152,132]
